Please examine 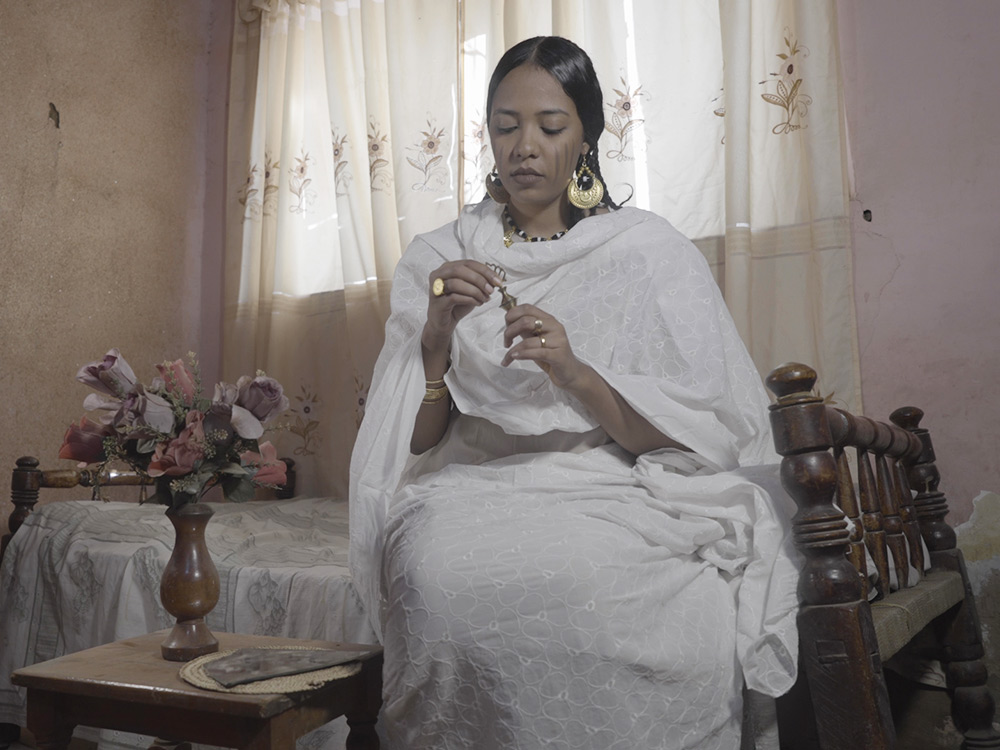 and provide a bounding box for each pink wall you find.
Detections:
[838,0,1000,522]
